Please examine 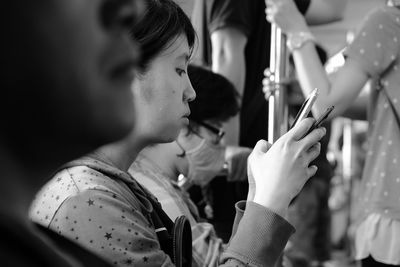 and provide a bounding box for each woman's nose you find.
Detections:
[184,79,196,102]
